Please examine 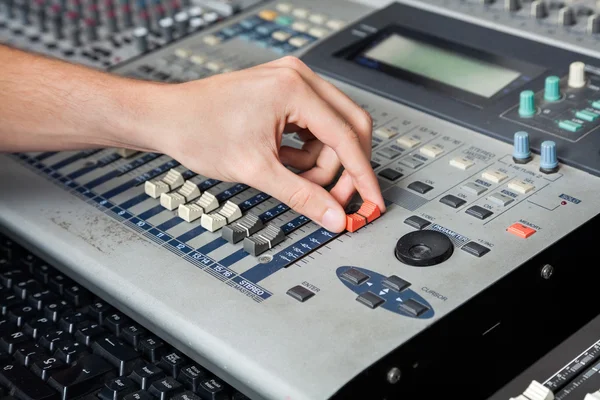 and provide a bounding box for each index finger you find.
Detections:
[286,75,385,212]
